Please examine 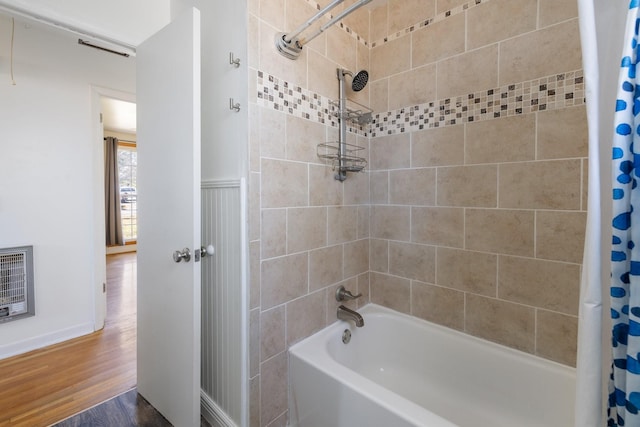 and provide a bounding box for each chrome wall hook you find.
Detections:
[229,98,241,112]
[229,52,241,68]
